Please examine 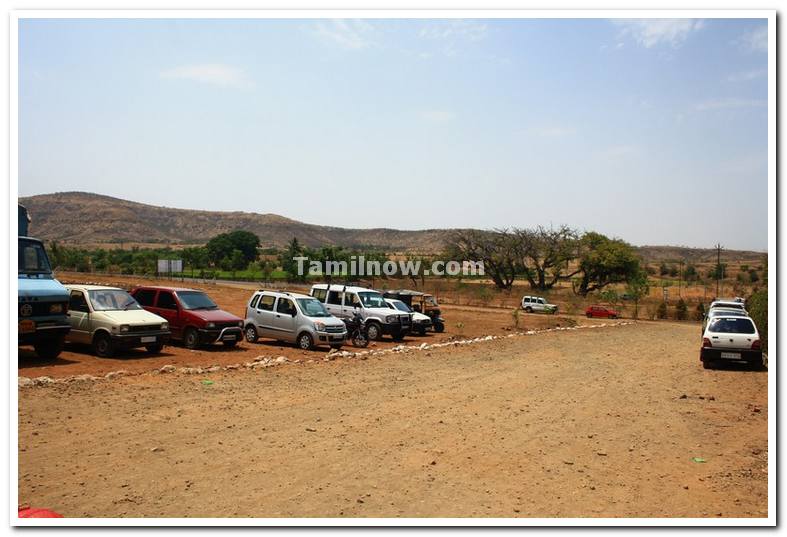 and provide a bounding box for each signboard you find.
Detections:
[157,259,183,274]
